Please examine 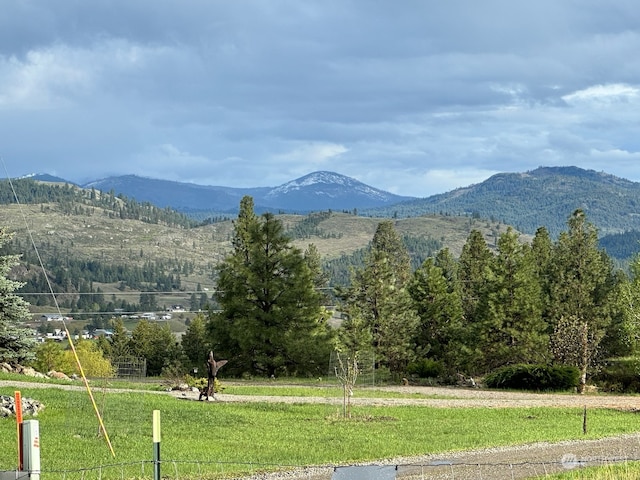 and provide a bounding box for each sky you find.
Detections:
[1,1,640,198]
